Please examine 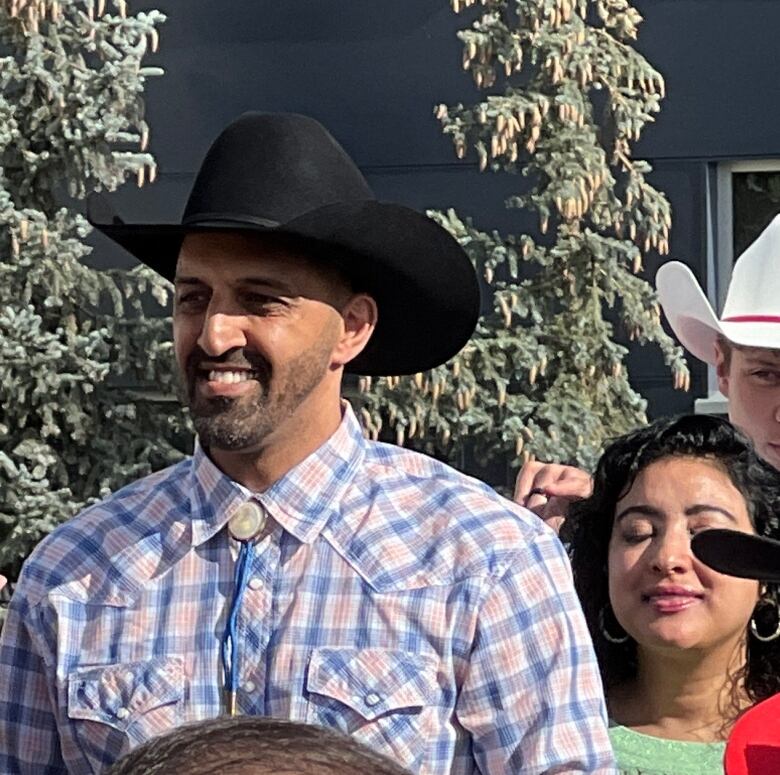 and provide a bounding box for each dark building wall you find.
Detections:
[95,0,780,418]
